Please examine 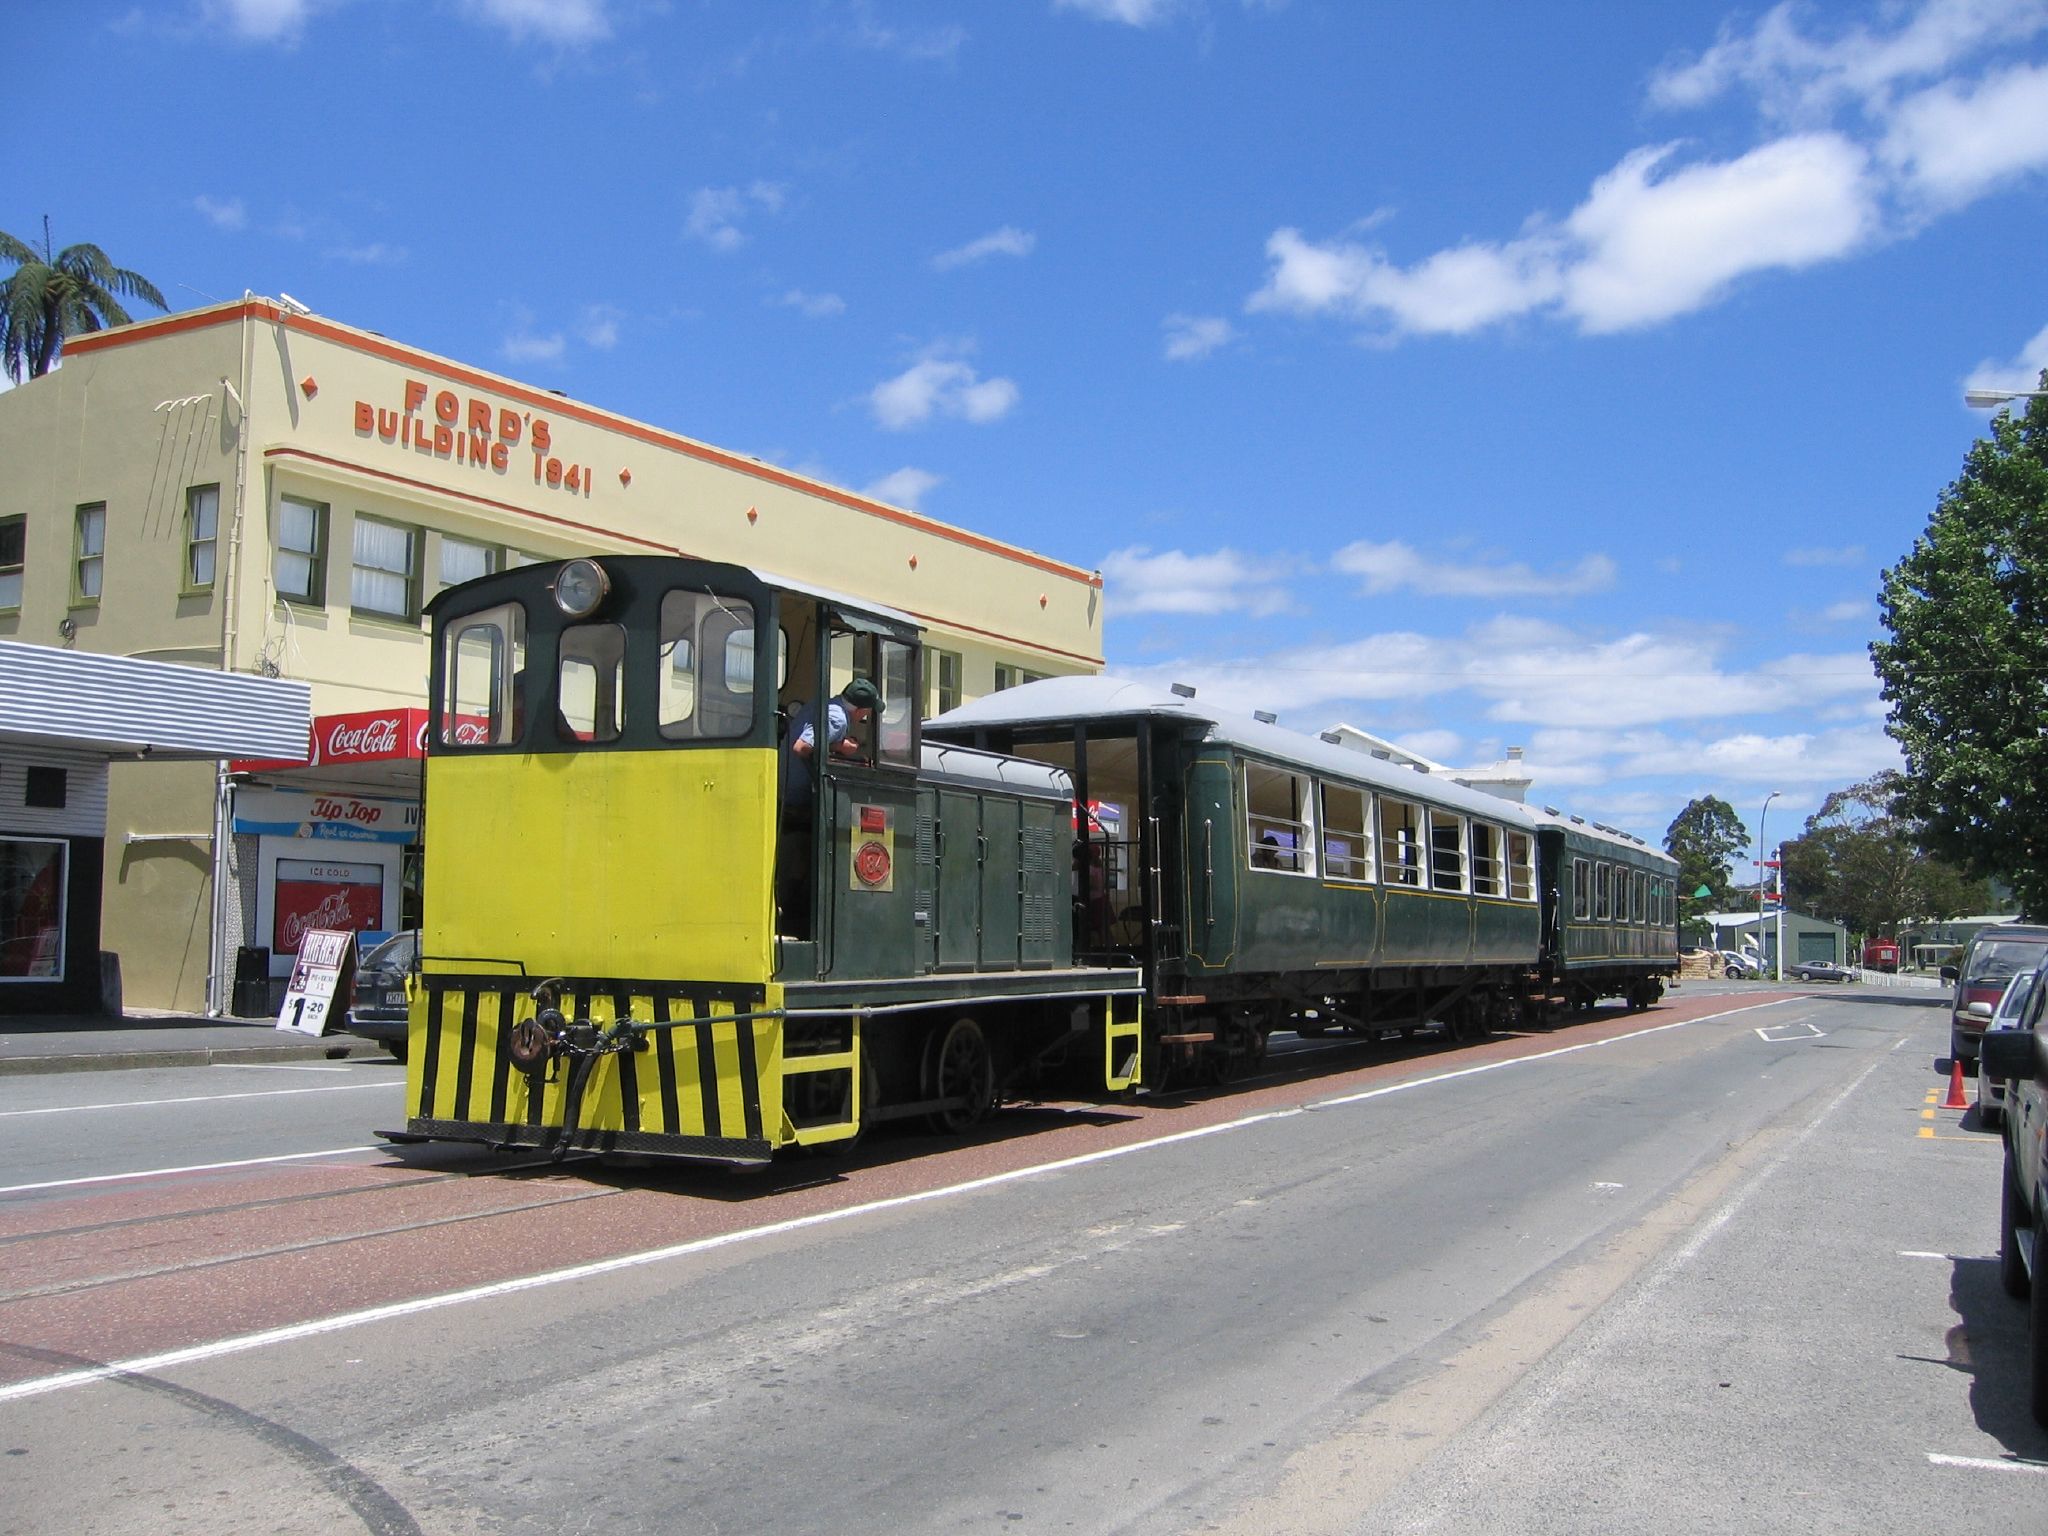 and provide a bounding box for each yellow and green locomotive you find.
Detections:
[384,556,1140,1166]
